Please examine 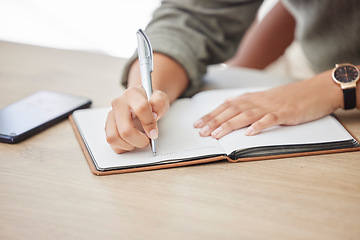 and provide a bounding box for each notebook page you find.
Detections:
[73,100,223,170]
